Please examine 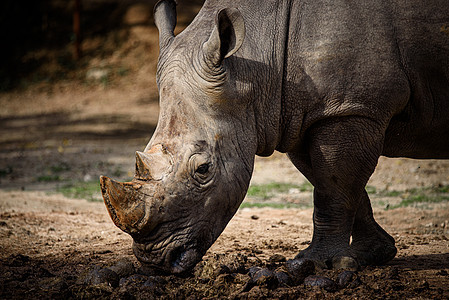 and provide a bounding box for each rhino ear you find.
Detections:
[203,8,245,67]
[154,0,177,50]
